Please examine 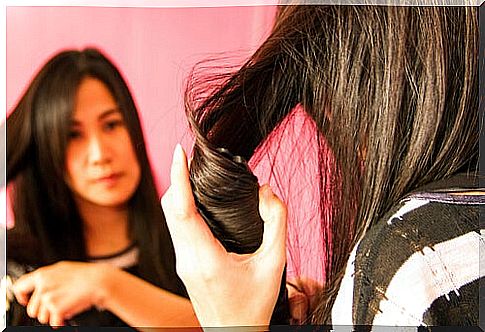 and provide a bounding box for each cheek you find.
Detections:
[64,147,83,187]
